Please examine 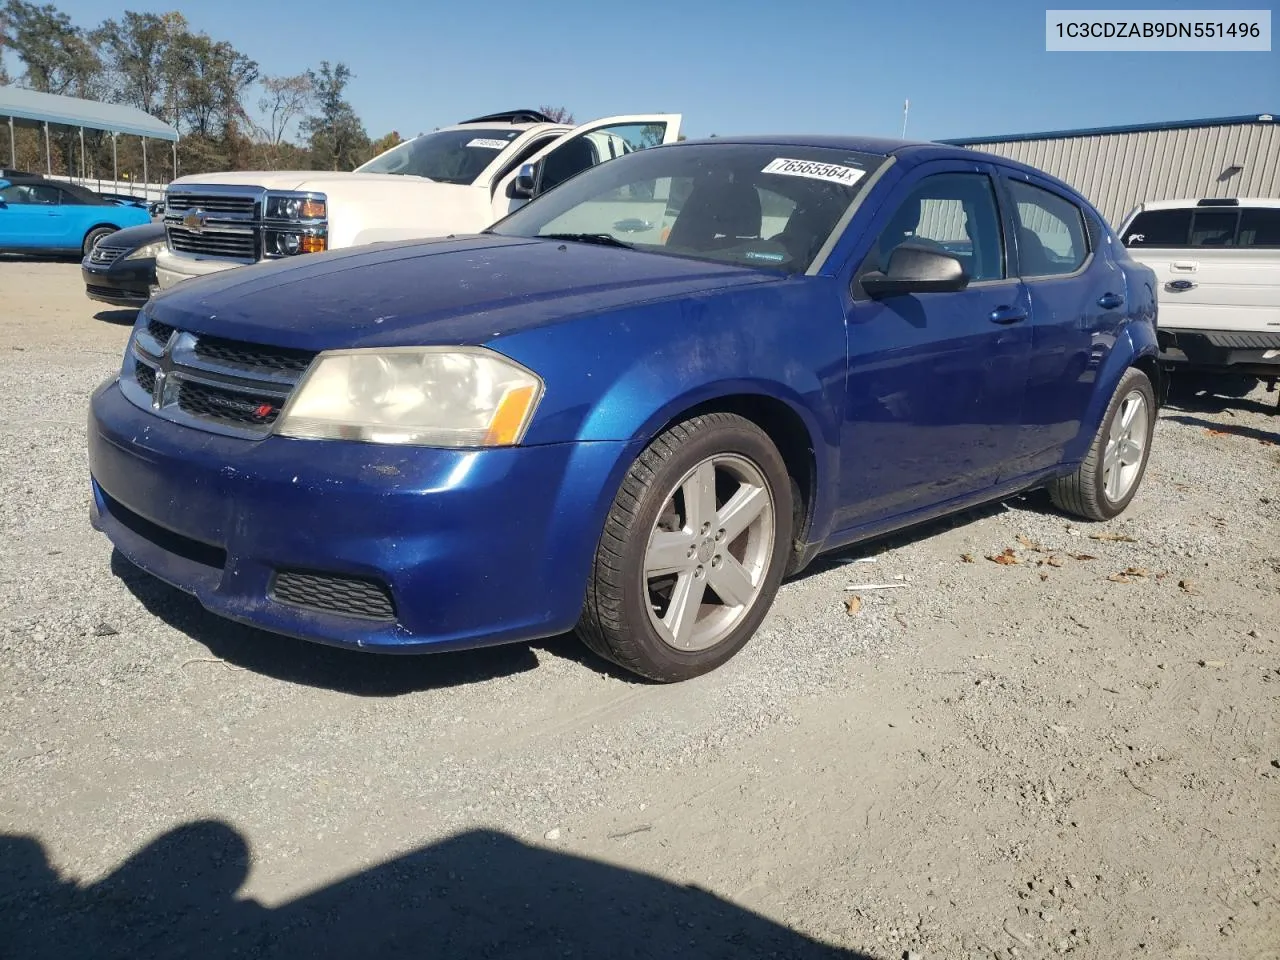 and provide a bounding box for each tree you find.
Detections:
[2,0,101,96]
[255,72,313,148]
[173,32,258,139]
[300,60,368,170]
[537,104,574,124]
[365,130,402,159]
[93,11,187,124]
